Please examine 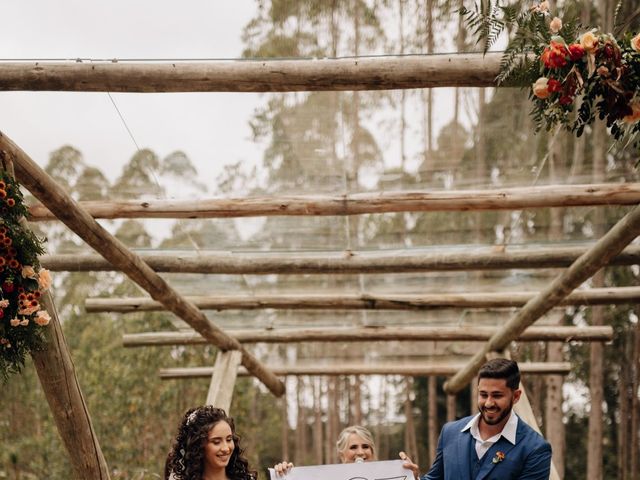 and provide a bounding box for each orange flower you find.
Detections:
[623,101,640,124]
[532,77,550,99]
